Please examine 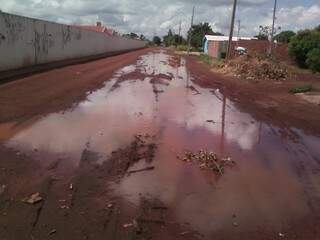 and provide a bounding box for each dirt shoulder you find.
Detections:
[185,55,320,136]
[0,48,151,124]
